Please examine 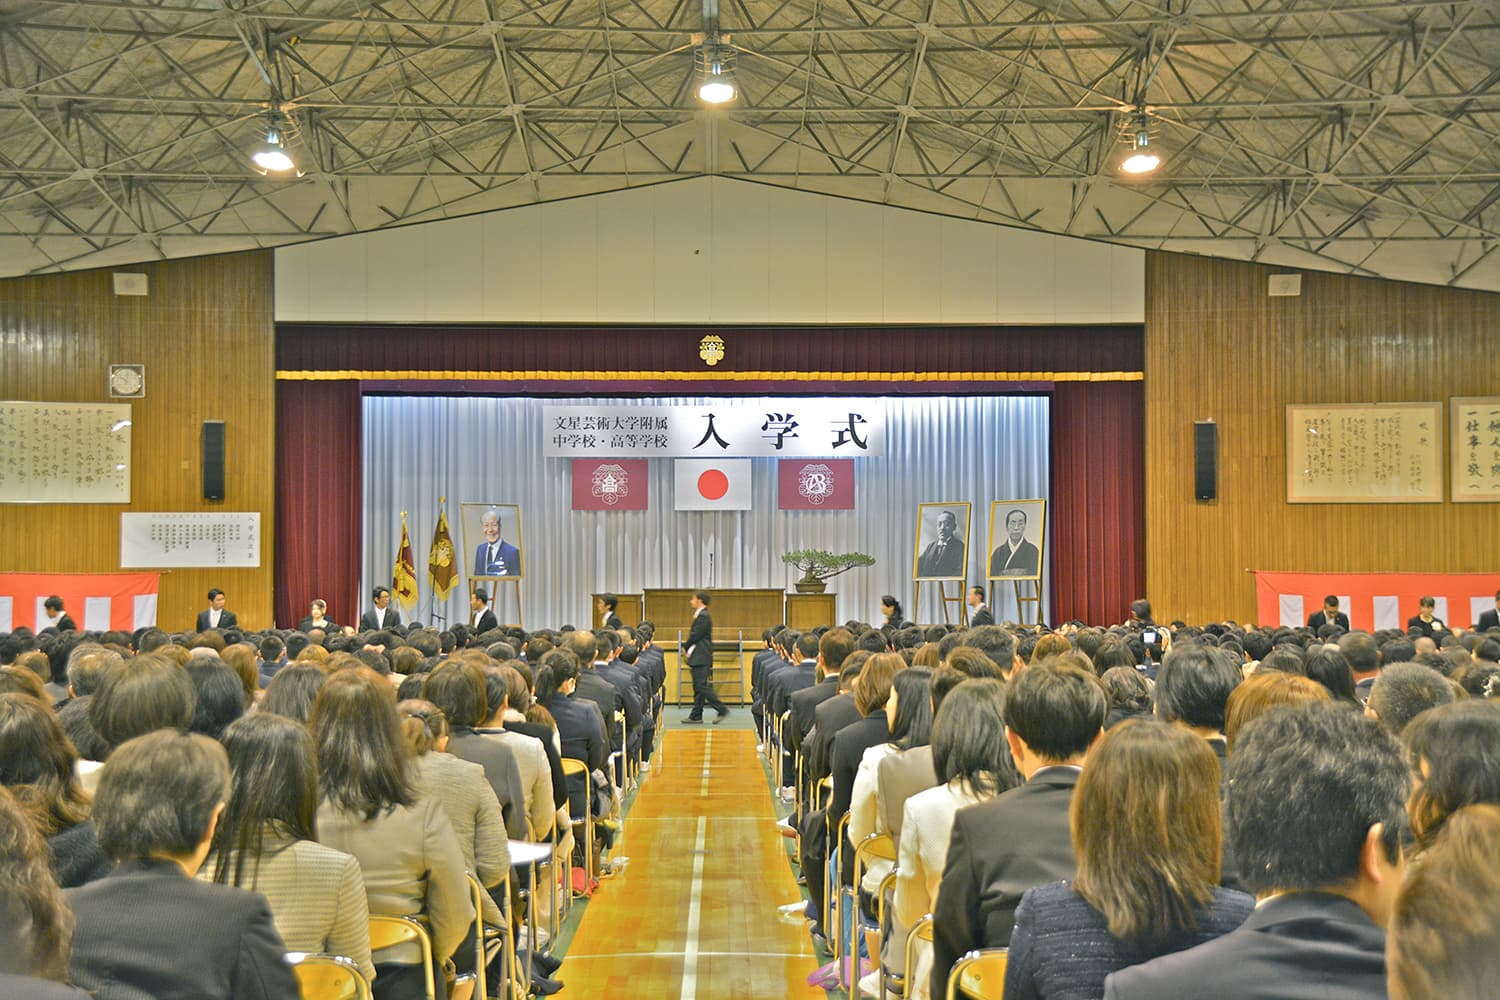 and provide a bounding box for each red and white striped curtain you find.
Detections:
[0,572,161,632]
